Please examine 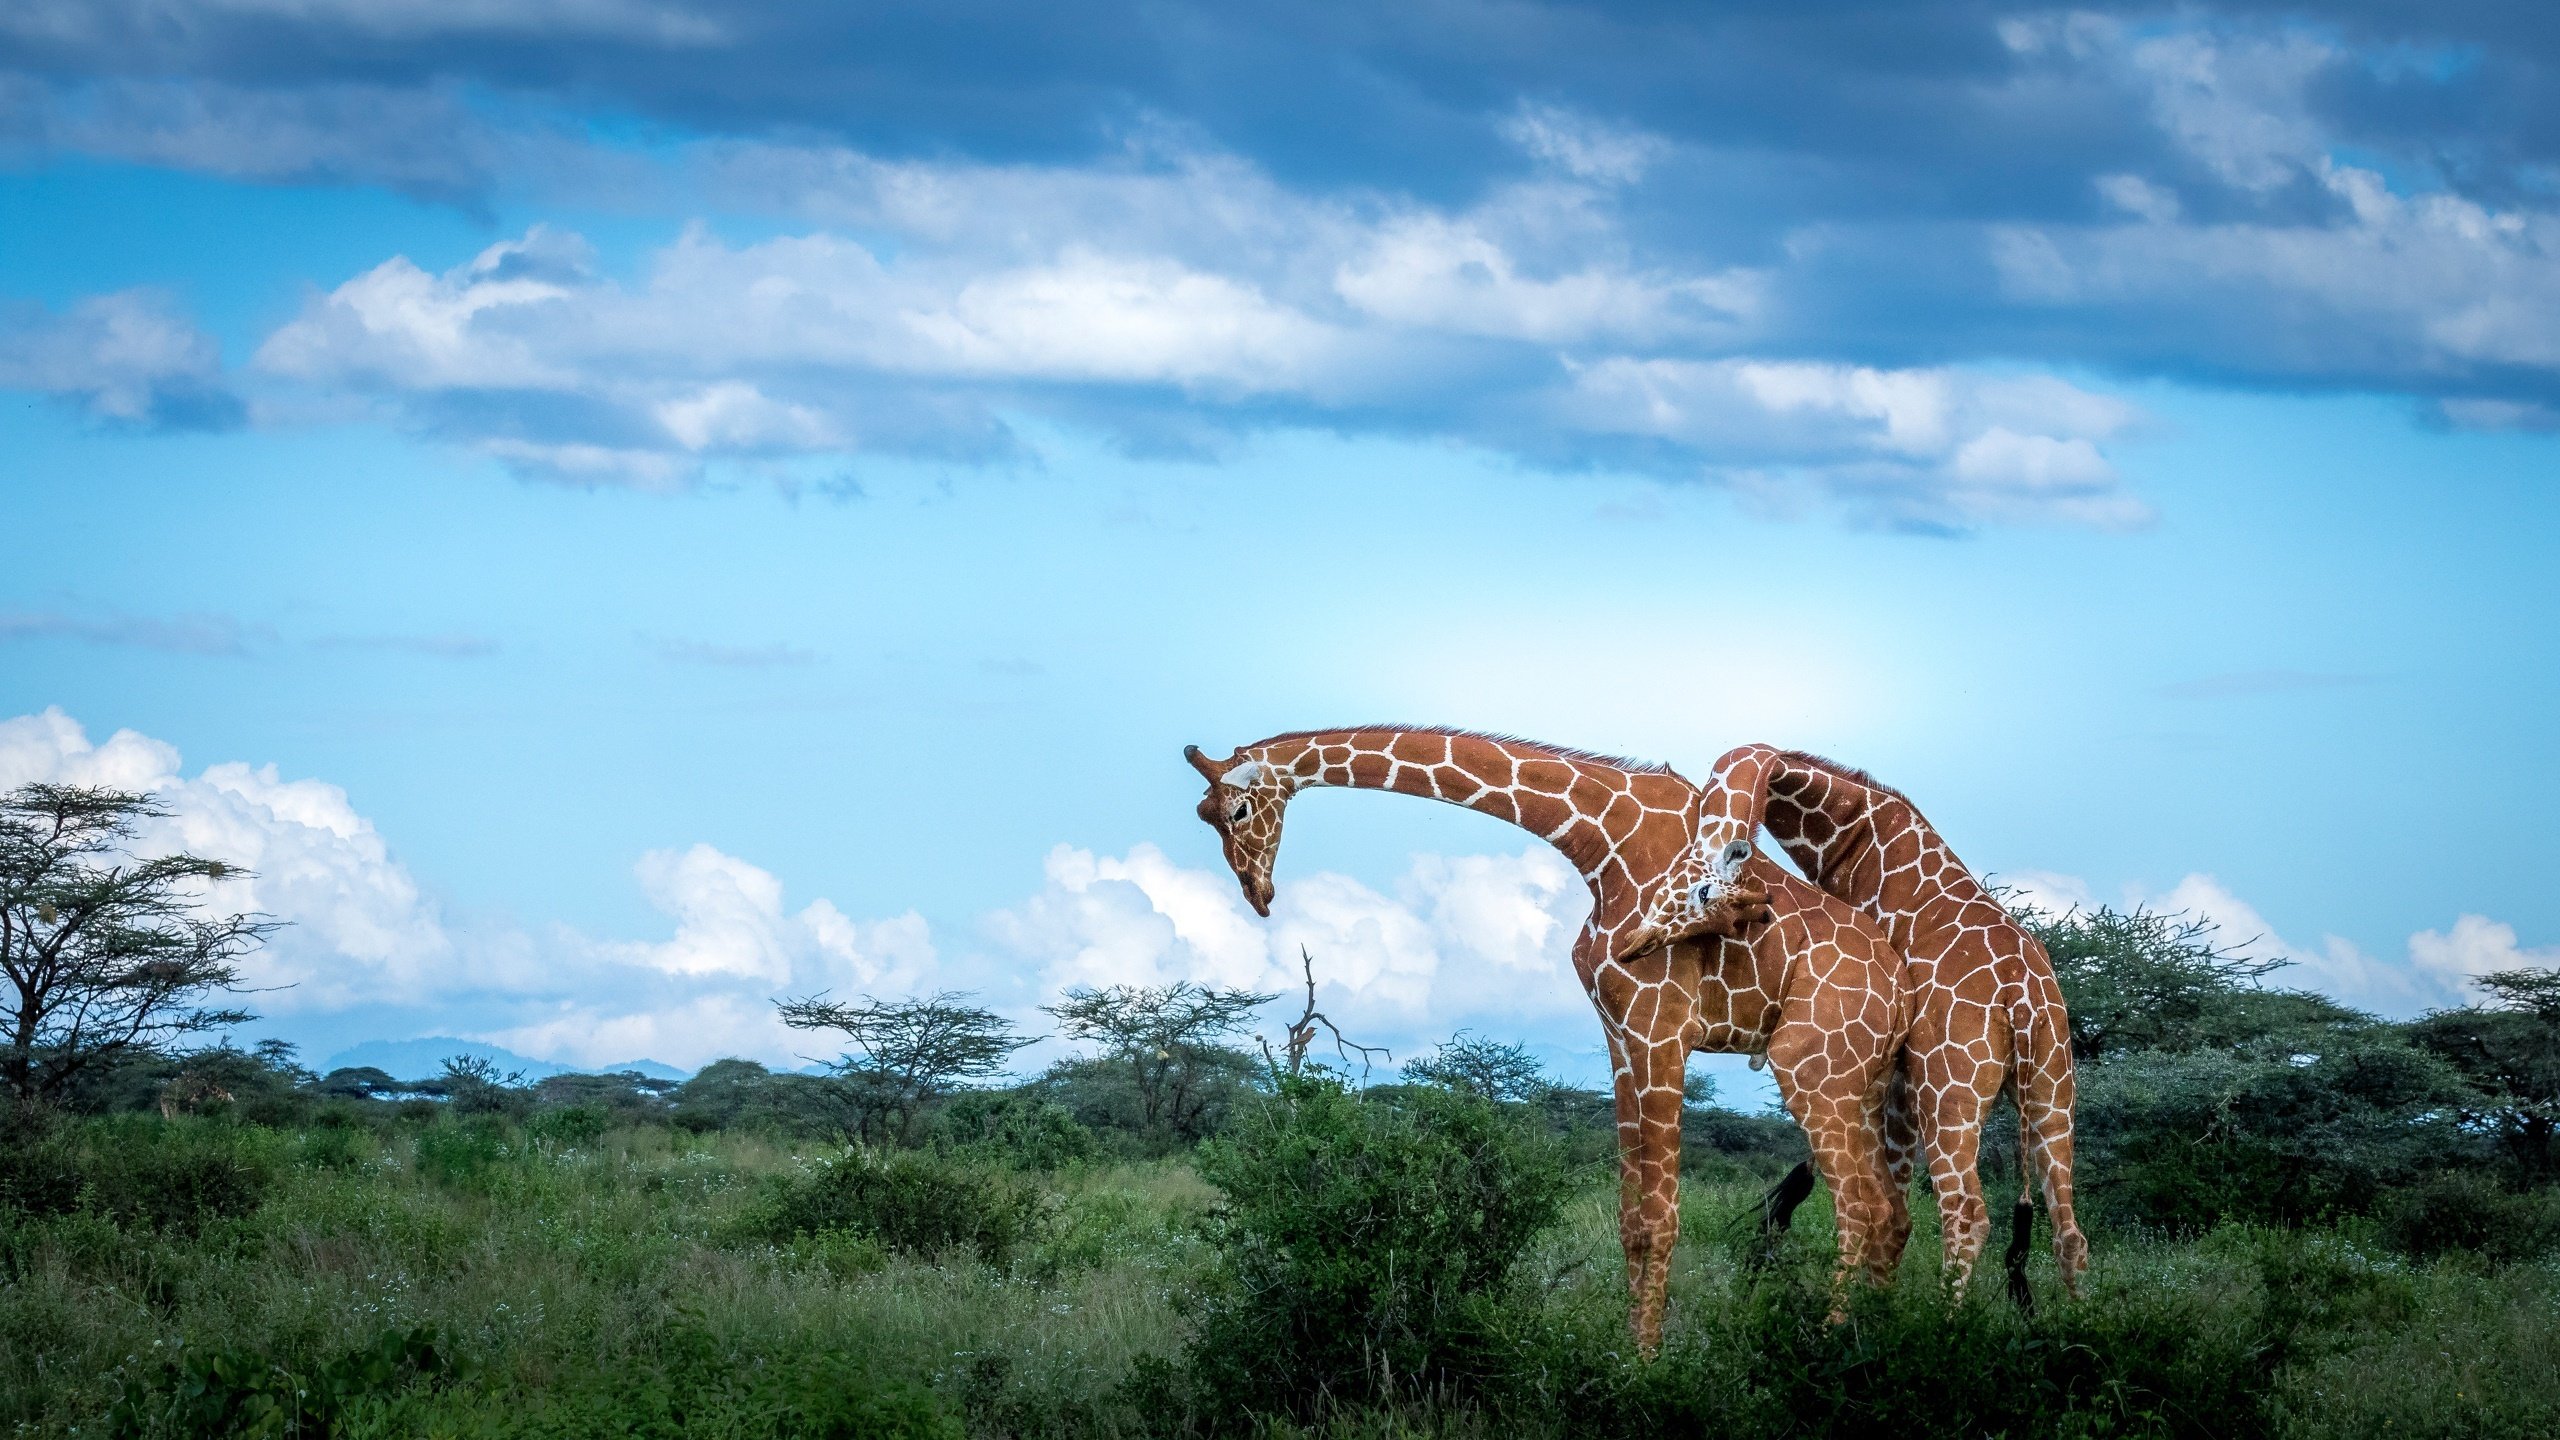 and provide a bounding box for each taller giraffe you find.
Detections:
[1183,728,1908,1349]
[1631,744,2089,1293]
